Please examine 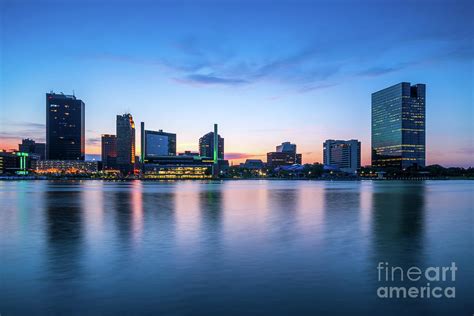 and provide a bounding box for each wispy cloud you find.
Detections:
[297,82,338,93]
[175,74,249,86]
[86,137,101,146]
[0,120,45,142]
[81,32,473,95]
[225,152,265,160]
